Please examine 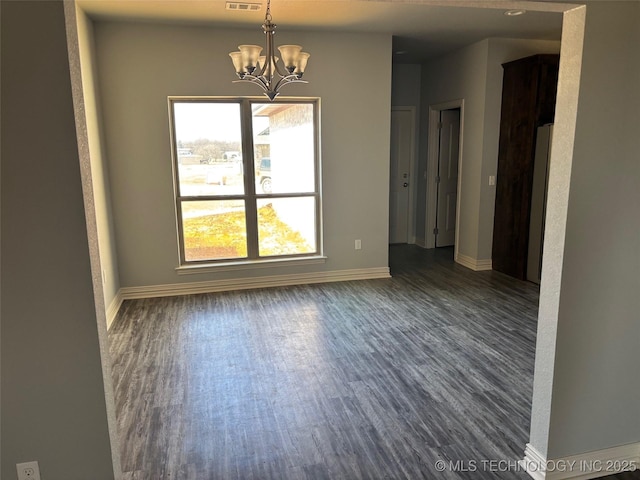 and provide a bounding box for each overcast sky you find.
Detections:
[173,102,269,142]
